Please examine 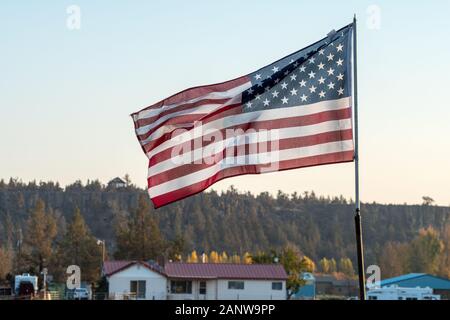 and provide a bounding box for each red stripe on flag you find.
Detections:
[150,150,354,208]
[148,129,353,187]
[132,76,250,116]
[148,107,352,164]
[137,102,242,142]
[141,104,243,153]
[135,98,231,128]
